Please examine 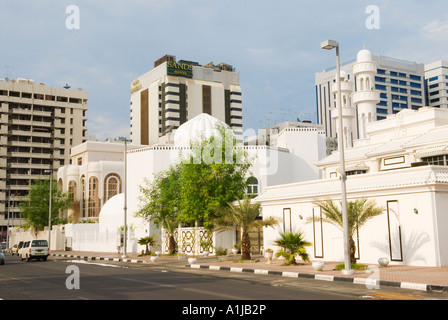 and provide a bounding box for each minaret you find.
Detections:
[352,48,380,139]
[331,70,356,149]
